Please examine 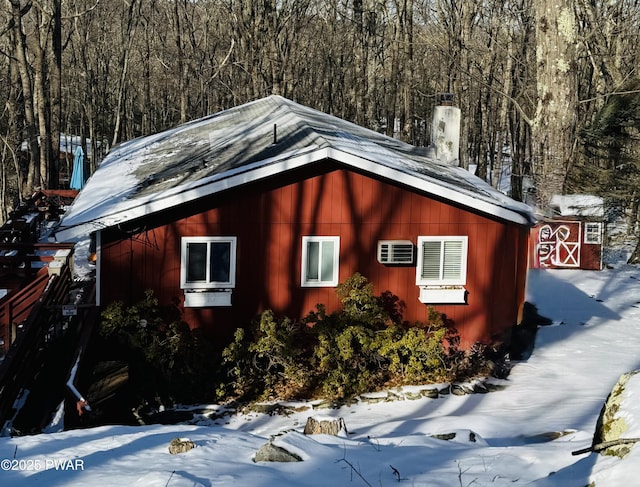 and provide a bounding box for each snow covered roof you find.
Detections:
[549,194,604,218]
[55,96,534,241]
